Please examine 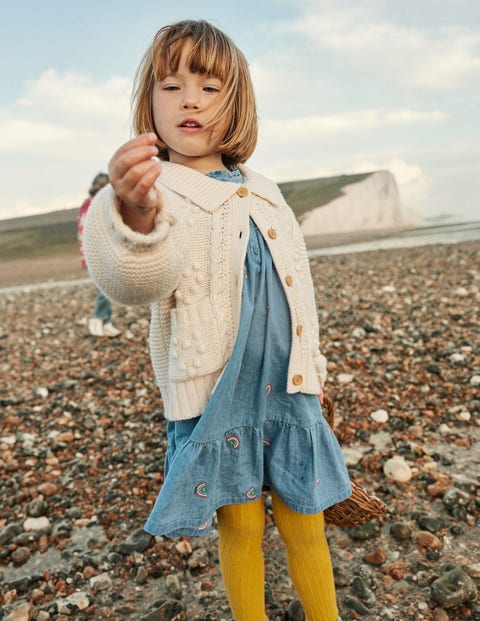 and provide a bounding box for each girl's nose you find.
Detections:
[181,90,200,109]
